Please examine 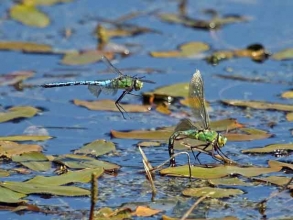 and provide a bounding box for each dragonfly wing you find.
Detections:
[88,85,102,98]
[174,118,197,132]
[189,70,210,130]
[101,56,124,77]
